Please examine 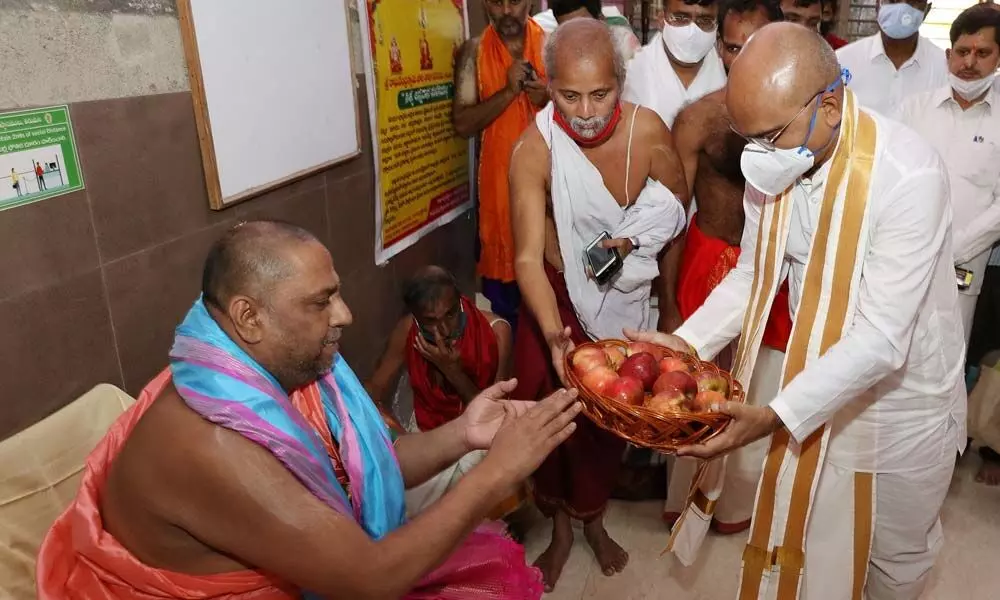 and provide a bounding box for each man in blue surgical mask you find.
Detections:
[835,0,948,115]
[630,23,966,599]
